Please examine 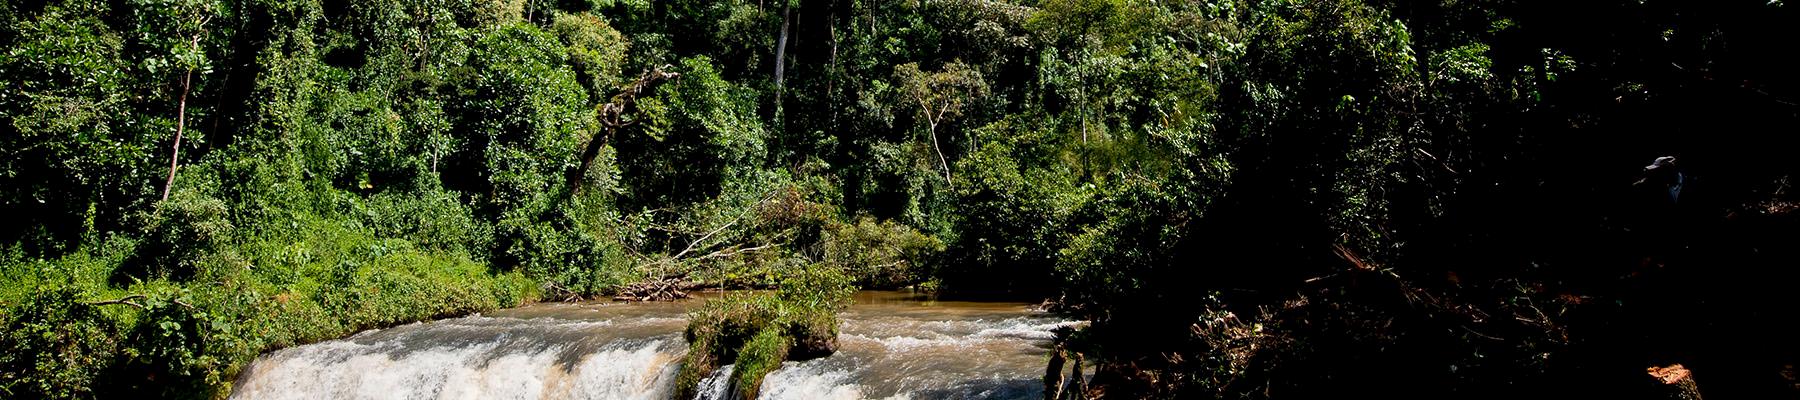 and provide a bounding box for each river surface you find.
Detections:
[229,291,1075,400]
